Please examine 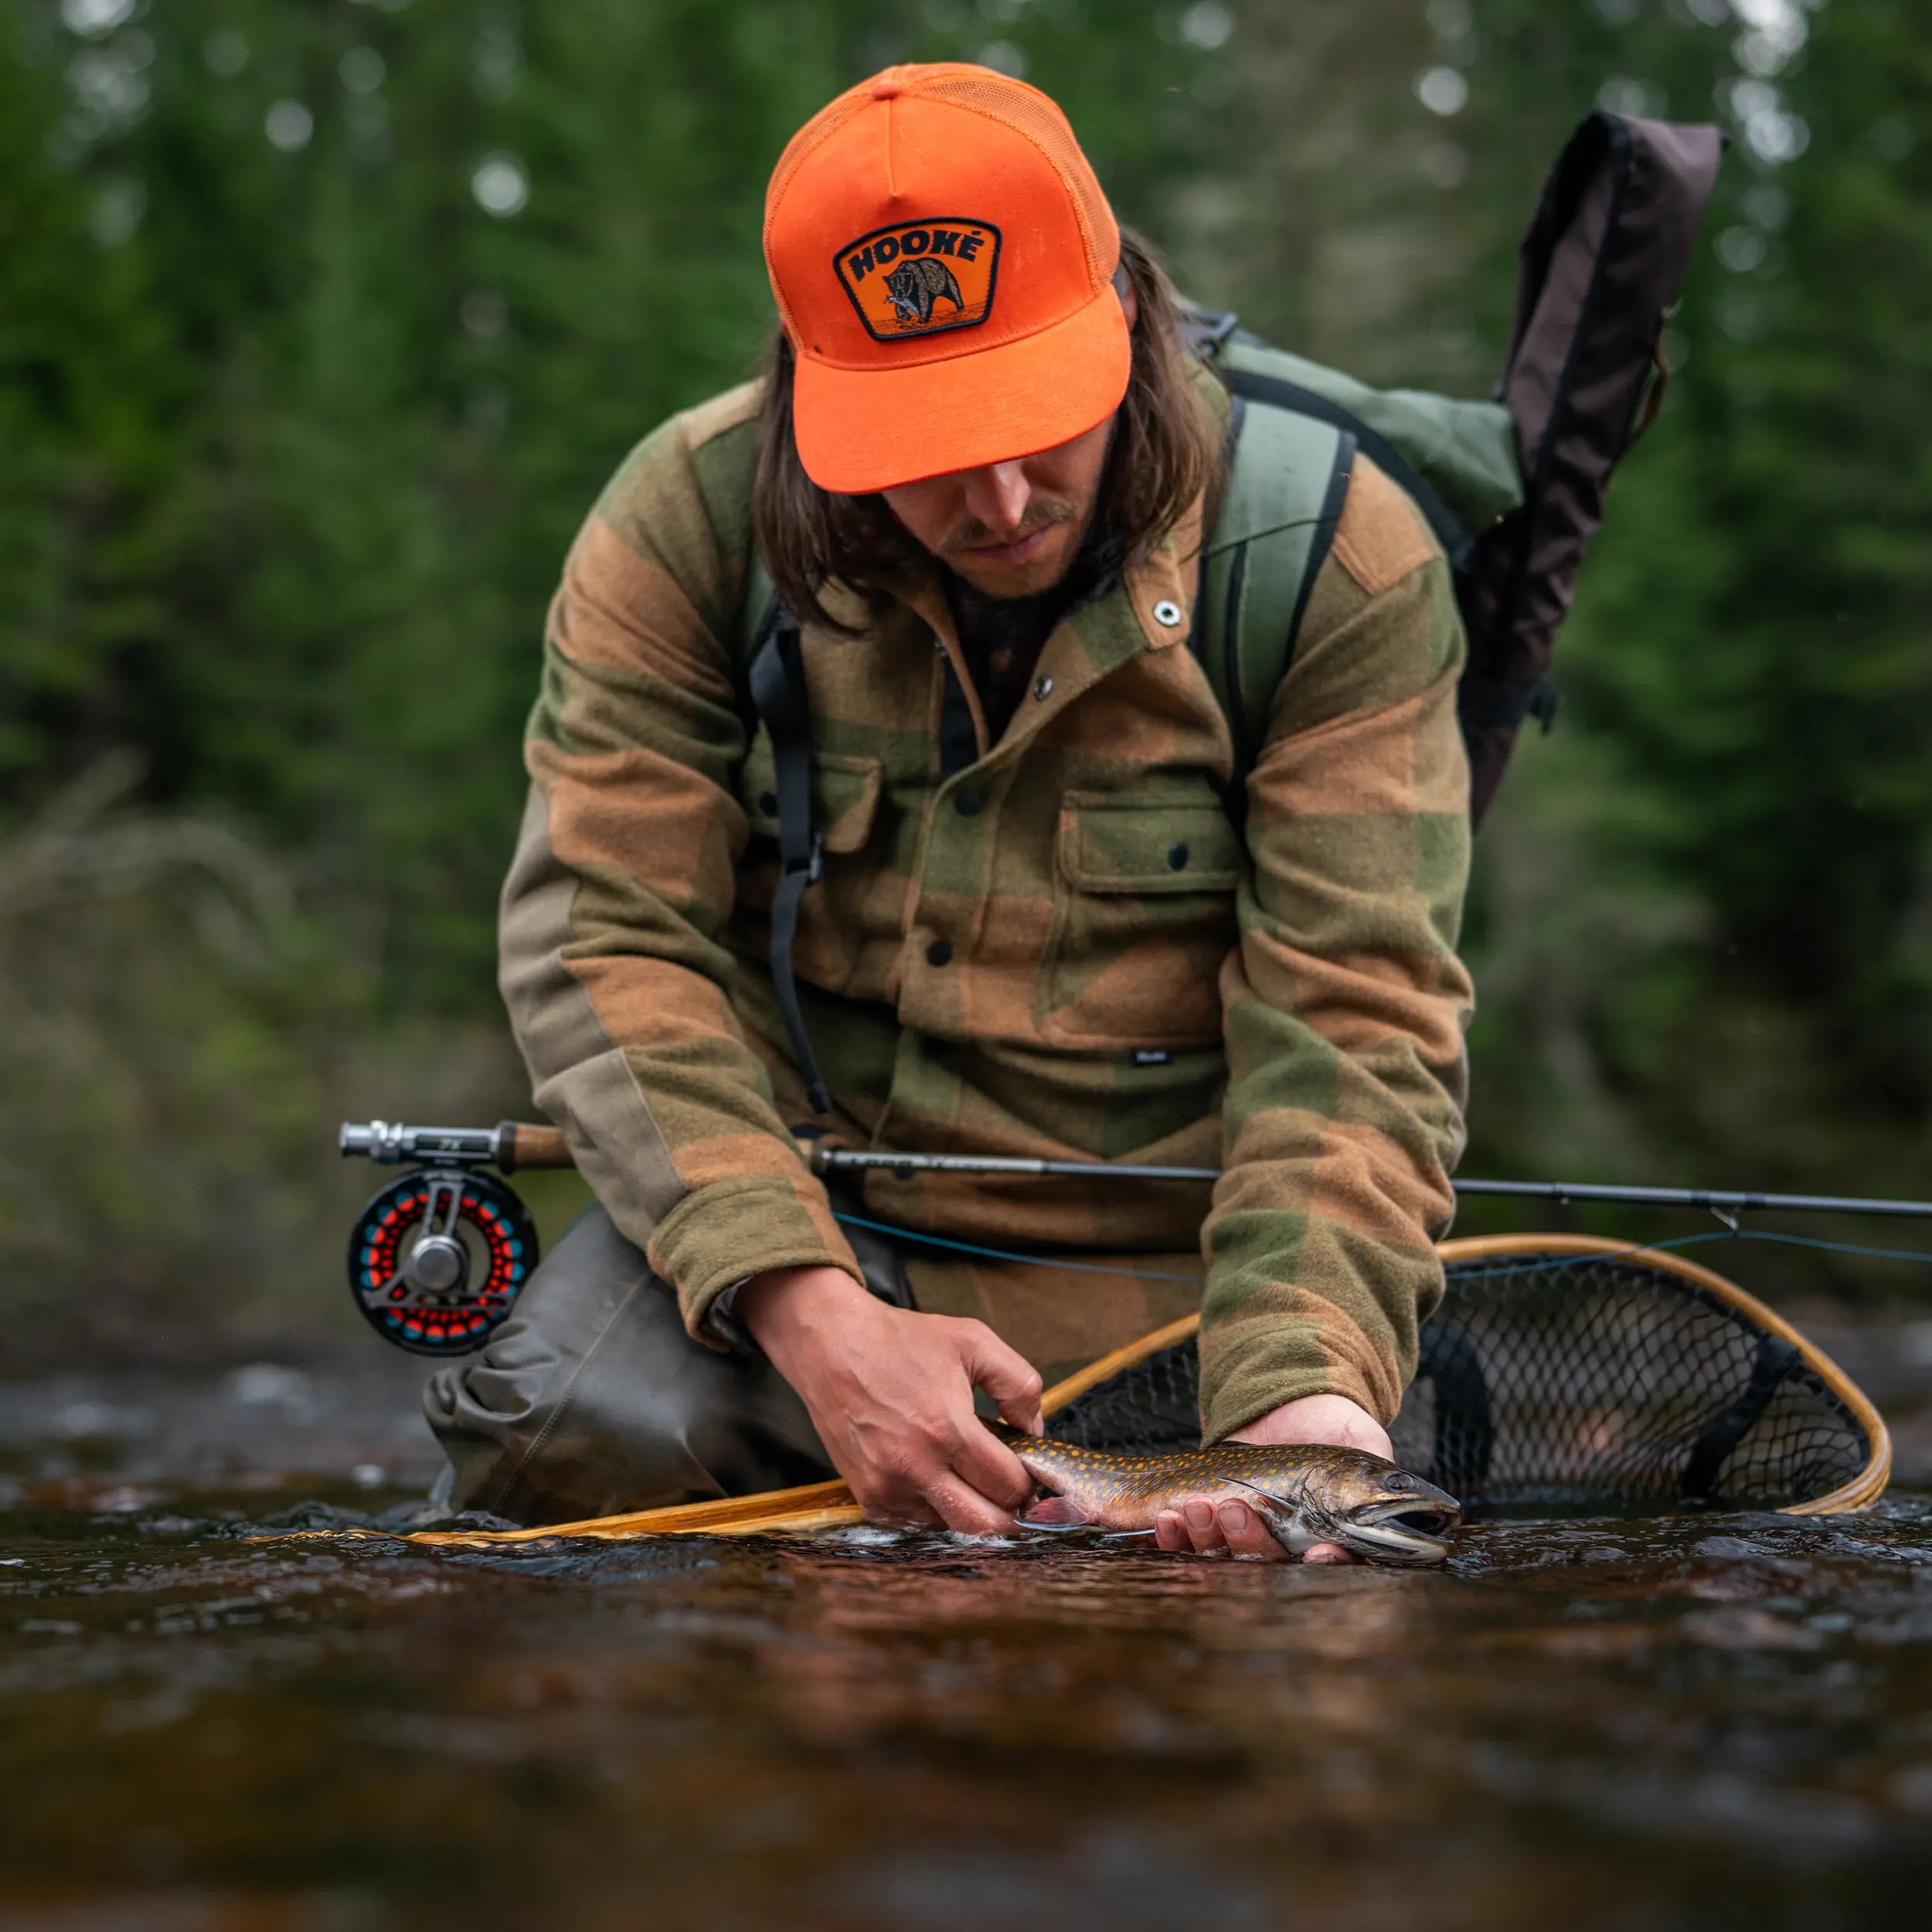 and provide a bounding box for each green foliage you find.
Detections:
[0,0,1230,1001]
[1451,0,1932,1231]
[2,0,1929,1347]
